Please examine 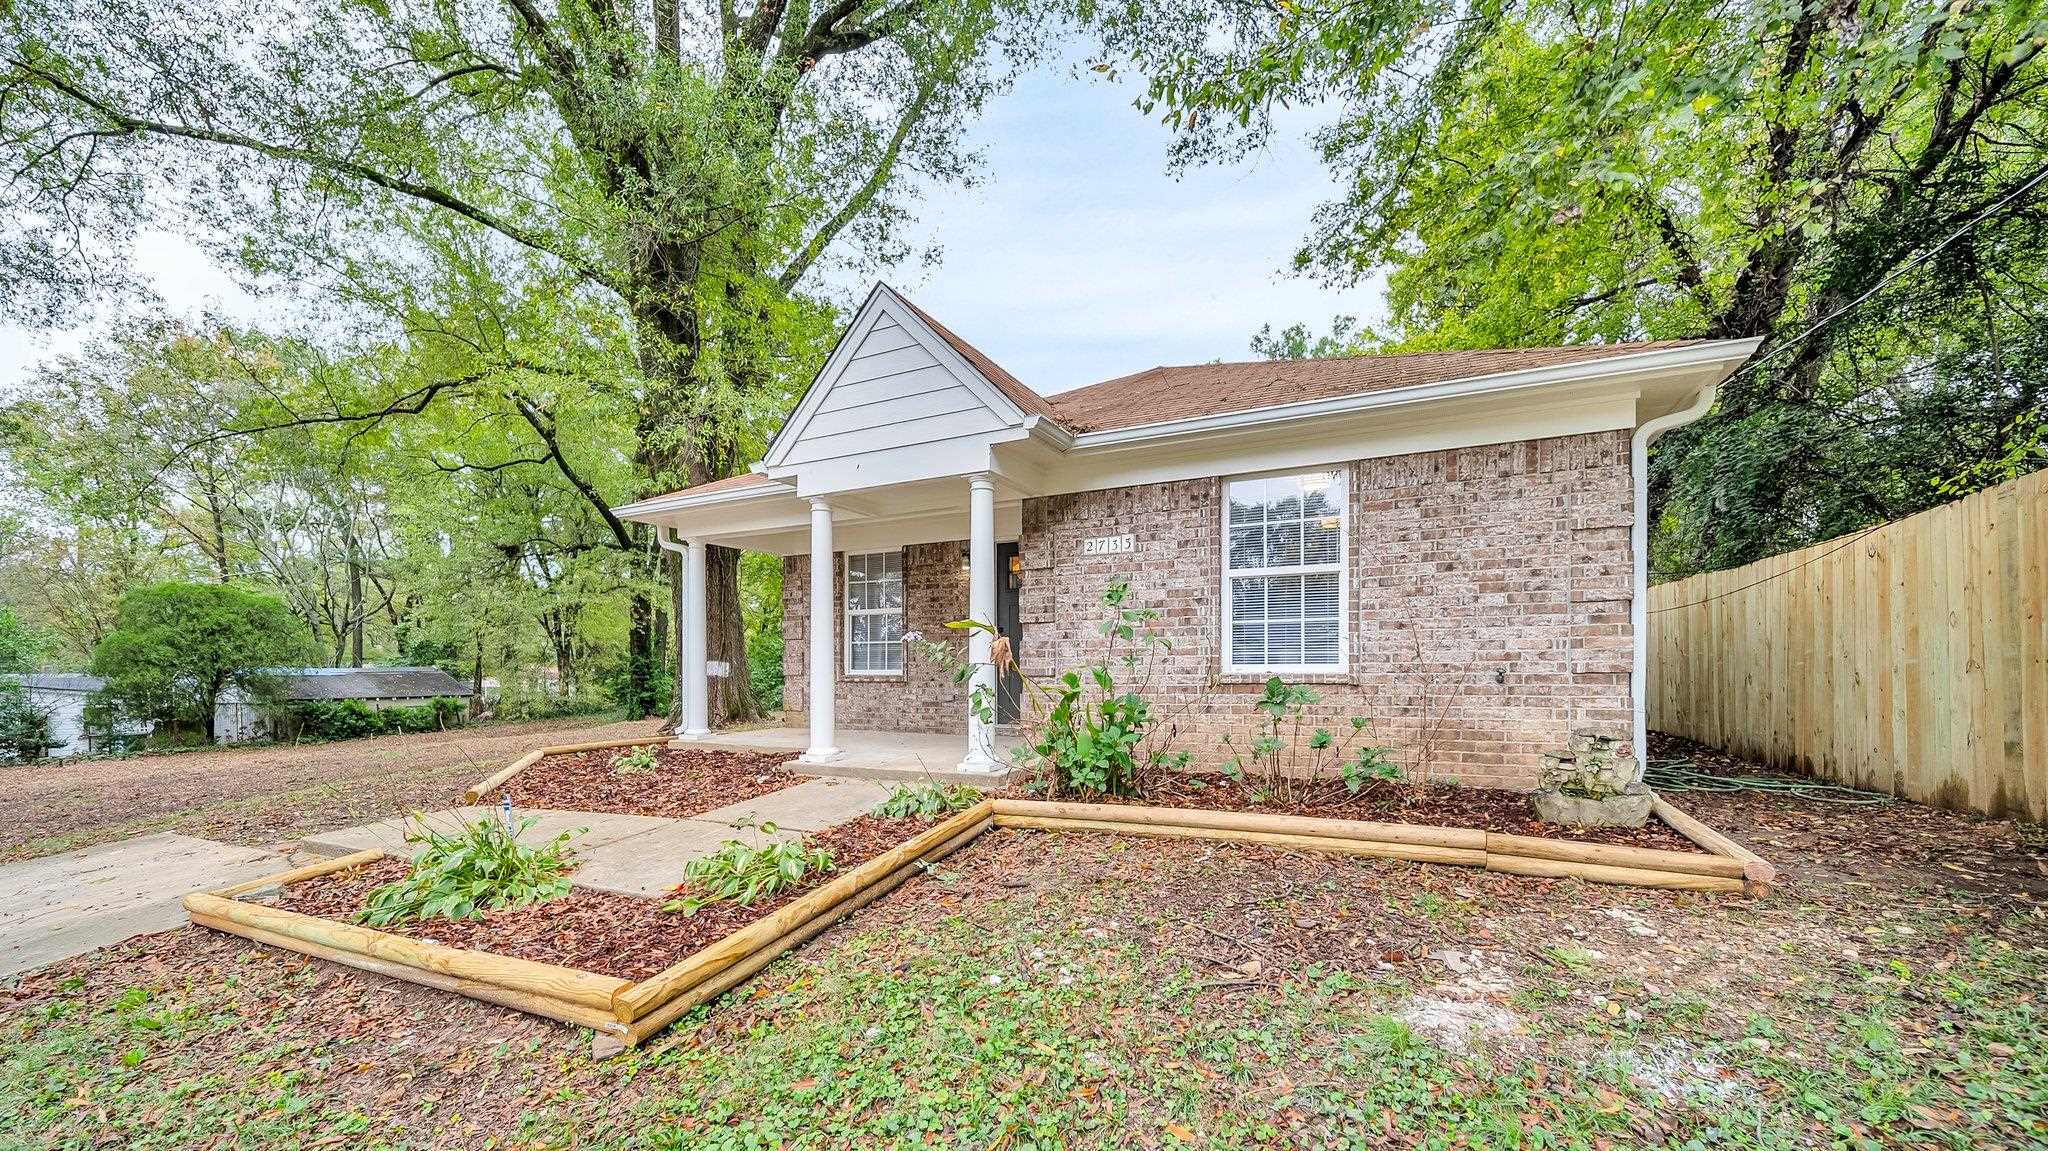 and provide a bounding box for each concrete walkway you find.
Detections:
[0,833,285,979]
[1,770,896,979]
[687,726,1025,785]
[301,776,892,898]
